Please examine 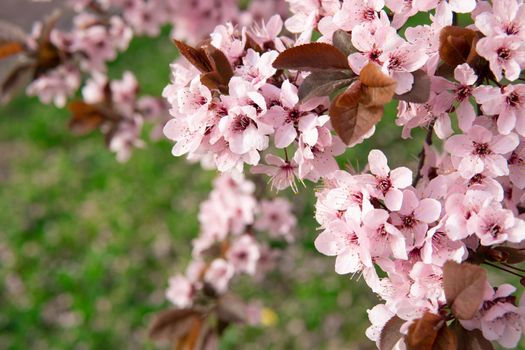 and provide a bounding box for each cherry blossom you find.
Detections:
[445,125,519,179]
[367,149,413,211]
